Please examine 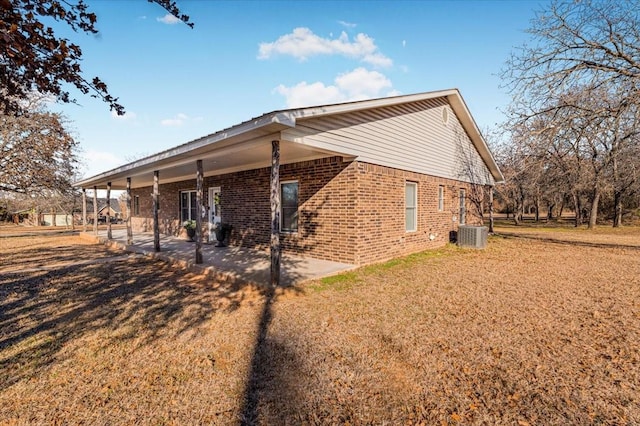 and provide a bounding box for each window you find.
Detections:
[281,181,298,232]
[133,195,140,216]
[405,182,417,232]
[459,189,466,225]
[180,190,197,222]
[438,185,444,211]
